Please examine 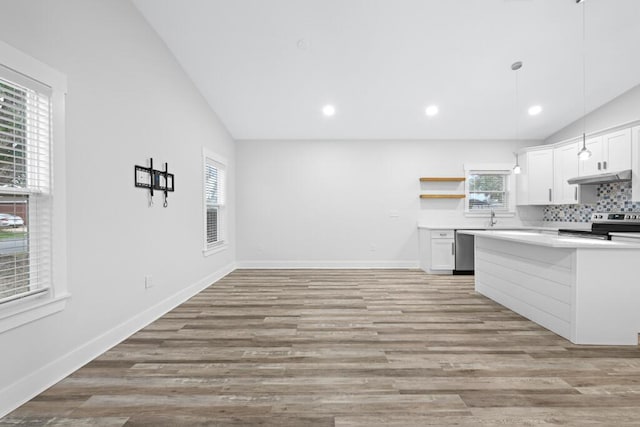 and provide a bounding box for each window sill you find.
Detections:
[203,242,228,257]
[465,212,516,218]
[0,292,70,334]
